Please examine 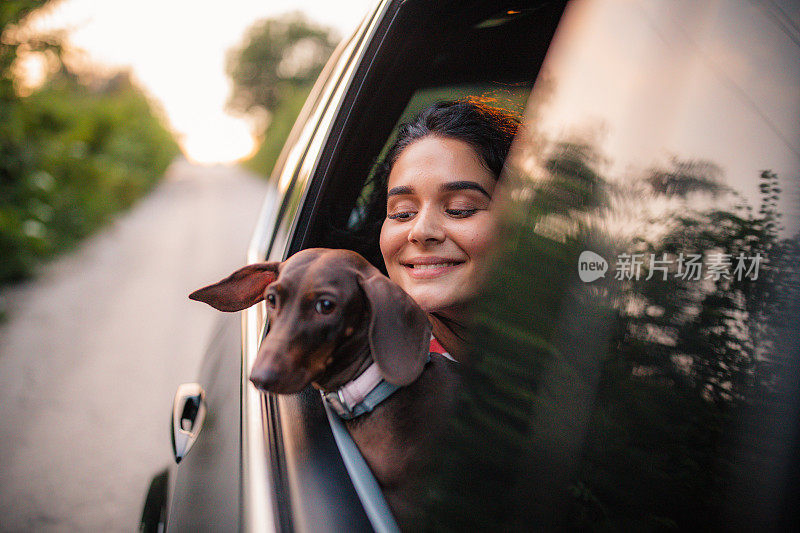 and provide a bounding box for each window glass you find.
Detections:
[420,0,800,529]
